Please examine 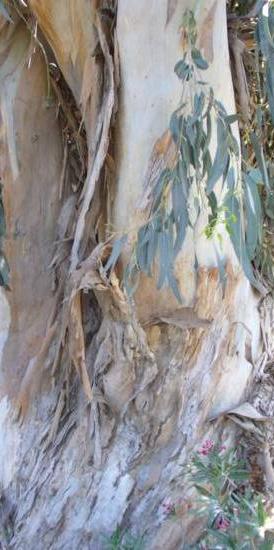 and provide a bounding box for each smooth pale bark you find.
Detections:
[0,2,265,549]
